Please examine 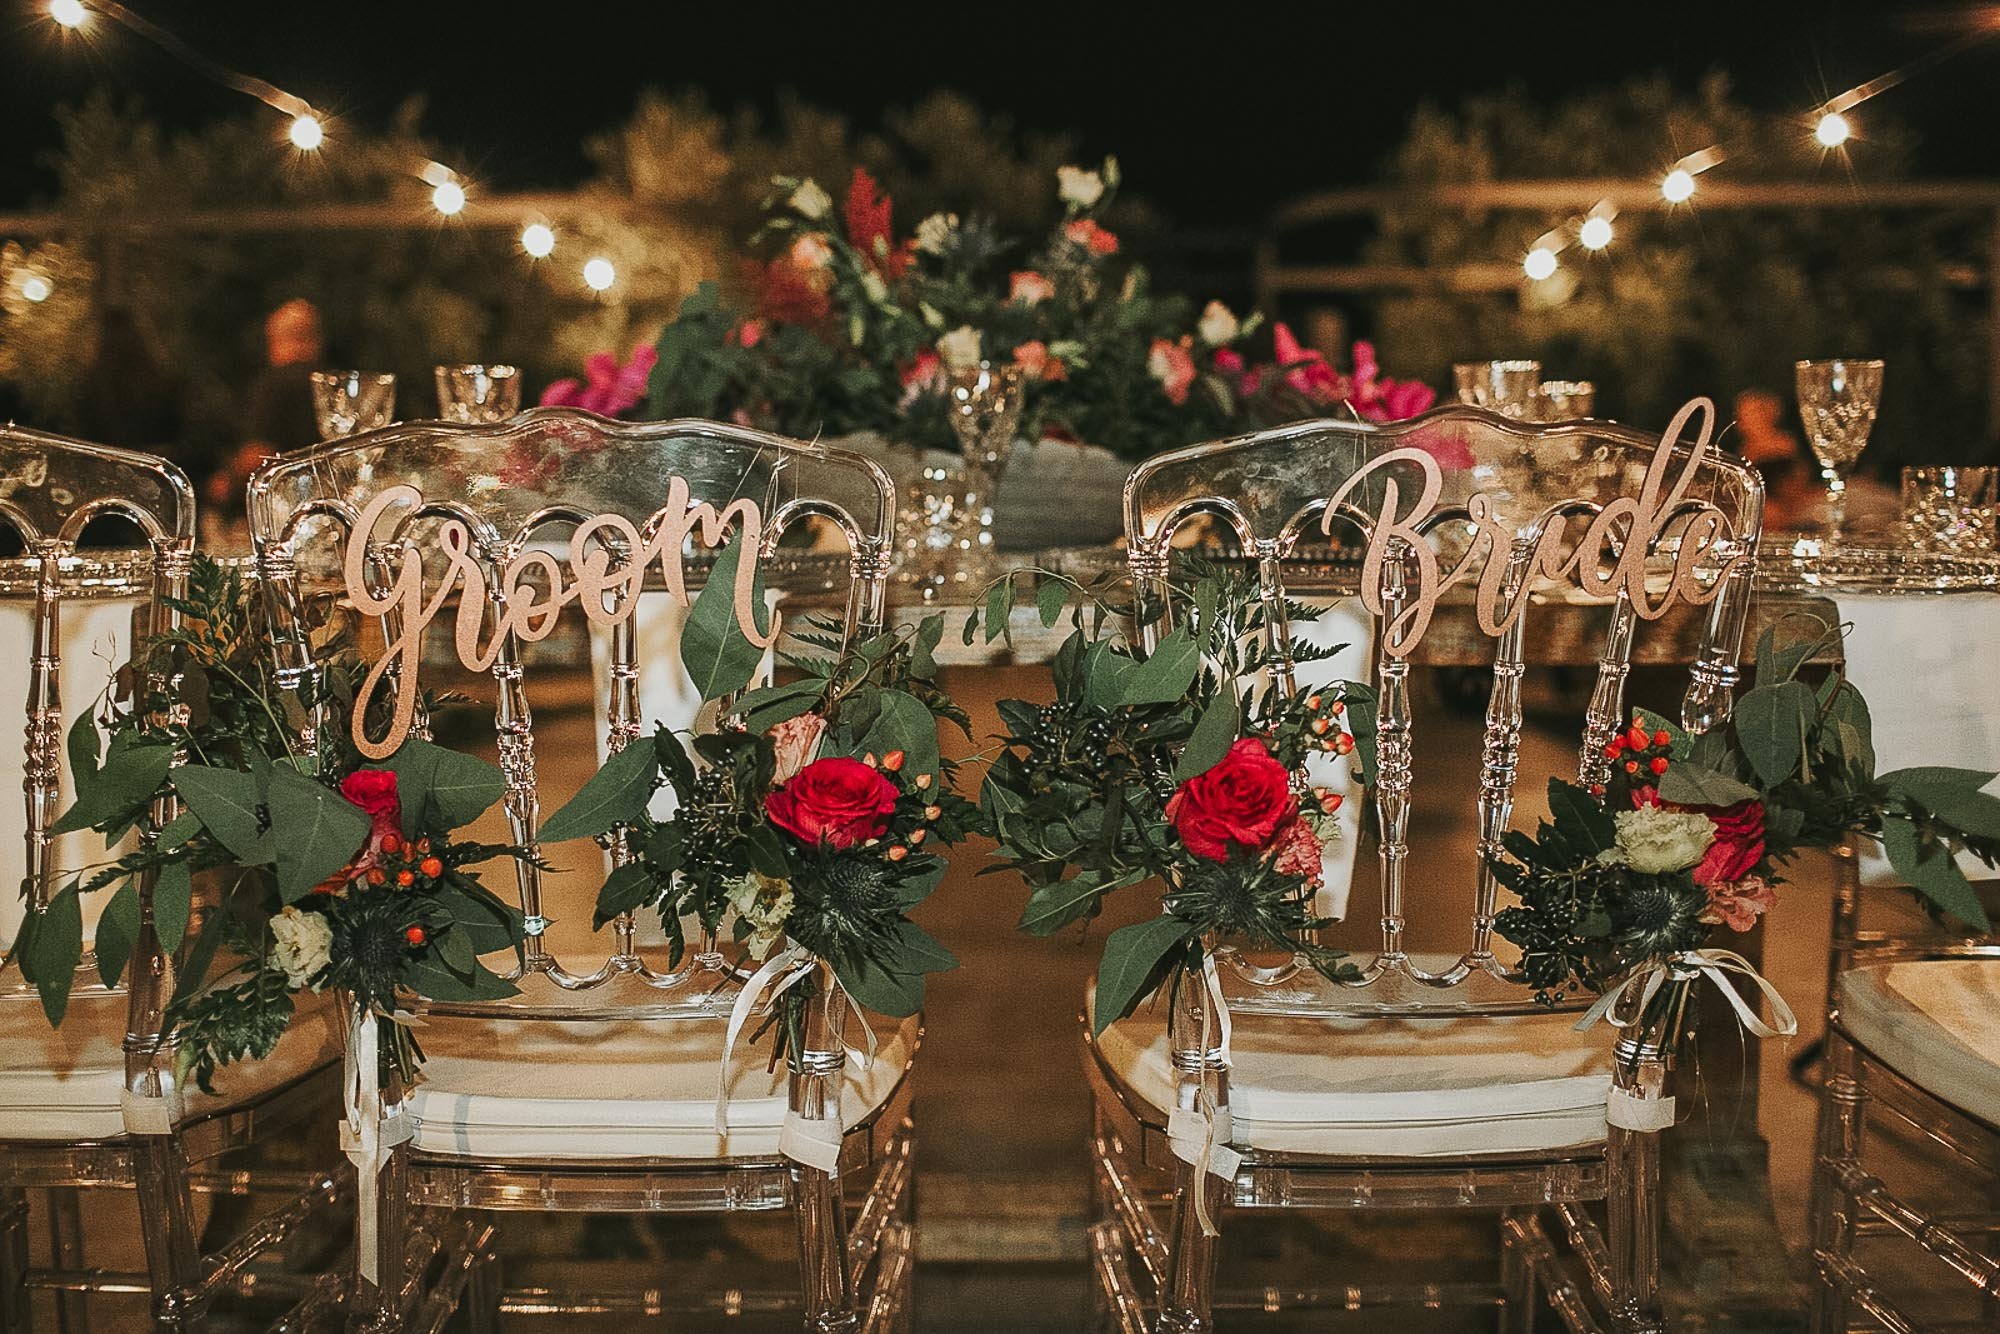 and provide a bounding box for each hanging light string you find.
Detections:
[1520,26,1996,279]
